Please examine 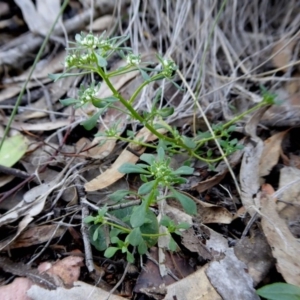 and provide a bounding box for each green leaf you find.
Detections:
[91,98,106,108]
[84,216,95,223]
[118,163,149,174]
[139,68,151,81]
[181,136,196,149]
[138,239,148,255]
[126,228,142,246]
[169,237,178,251]
[93,227,99,241]
[126,251,135,263]
[59,98,79,106]
[140,209,159,247]
[104,247,120,258]
[130,202,147,228]
[95,53,107,67]
[158,107,174,118]
[0,134,28,167]
[81,110,102,130]
[89,225,107,251]
[160,215,172,227]
[110,206,133,225]
[111,236,120,244]
[138,180,156,195]
[173,165,194,175]
[157,147,165,161]
[108,189,130,202]
[176,222,191,230]
[170,80,185,91]
[256,283,300,300]
[140,153,156,165]
[171,189,197,215]
[49,72,88,81]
